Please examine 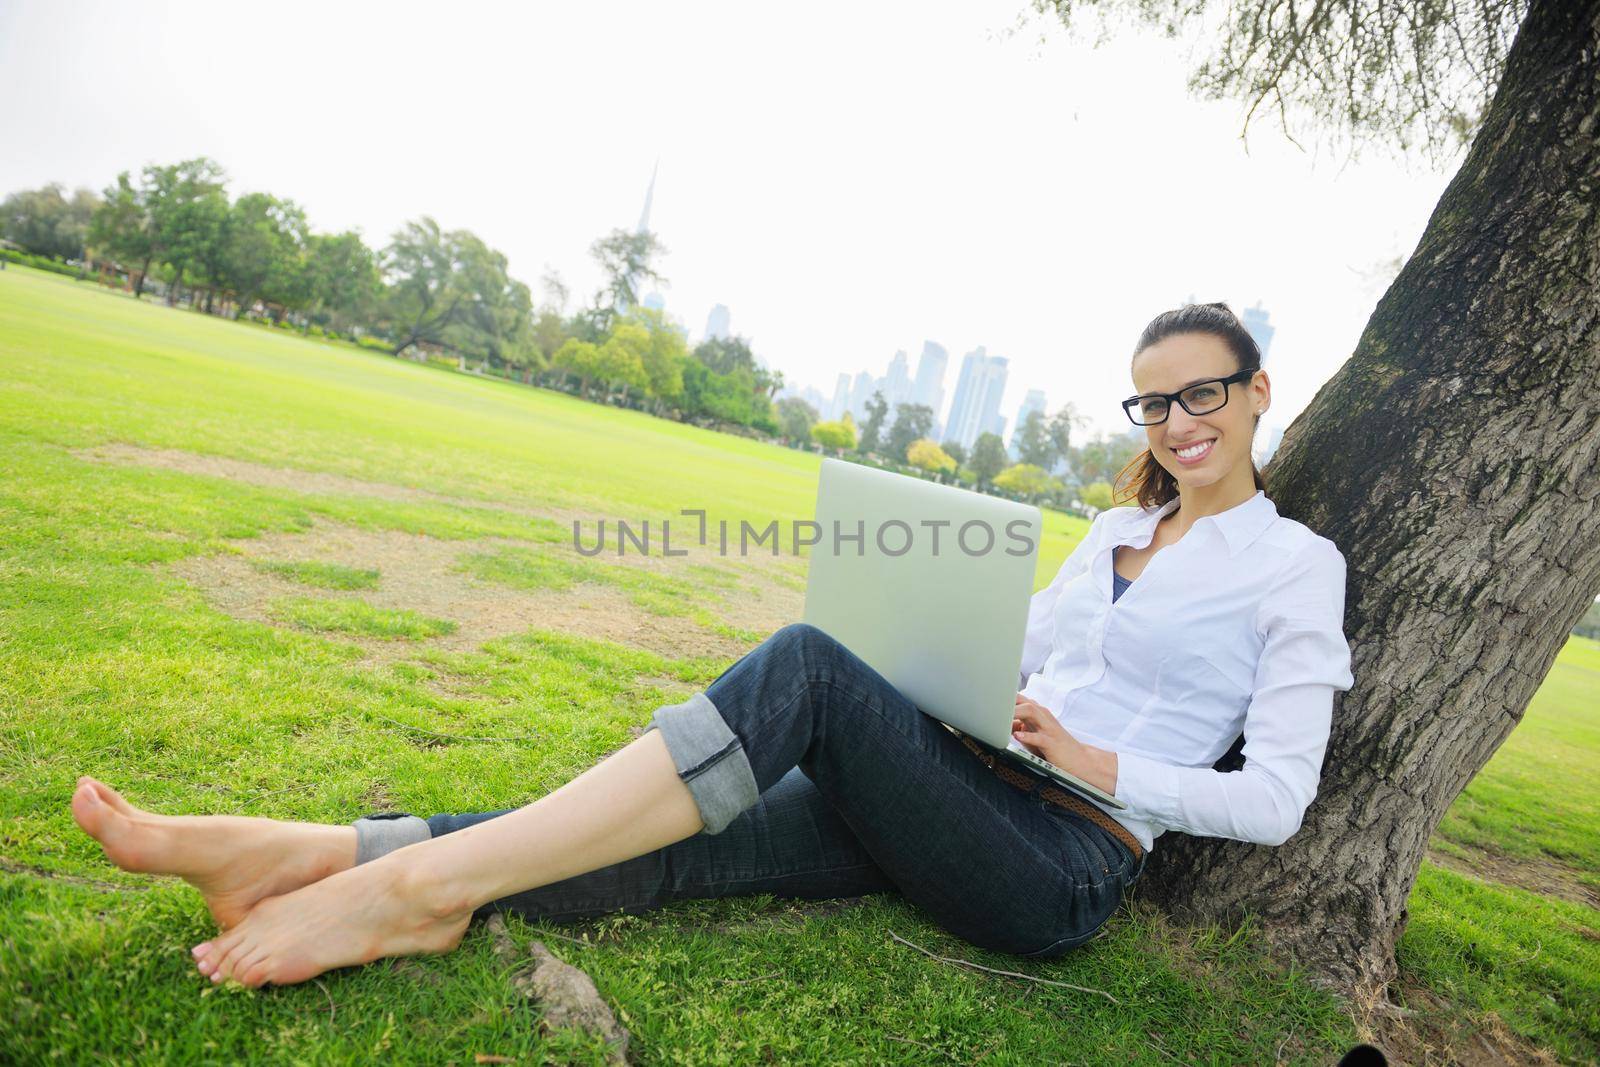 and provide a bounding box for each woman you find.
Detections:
[70,302,1353,989]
